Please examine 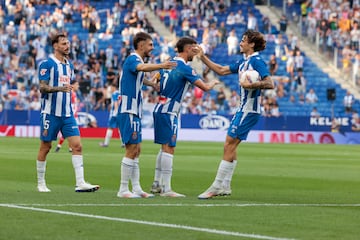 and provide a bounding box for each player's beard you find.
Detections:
[144,48,152,58]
